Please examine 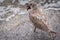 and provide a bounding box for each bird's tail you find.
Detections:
[50,31,57,35]
[49,31,57,40]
